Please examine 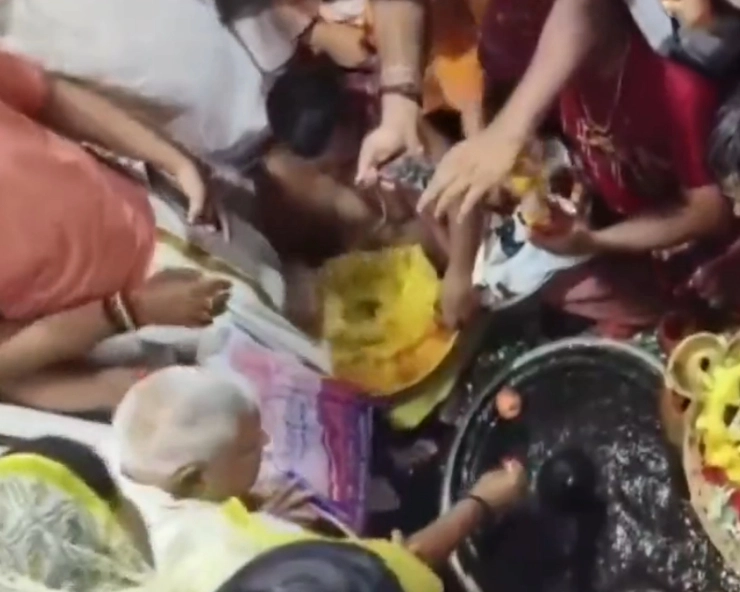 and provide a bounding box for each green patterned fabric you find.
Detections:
[0,456,150,592]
